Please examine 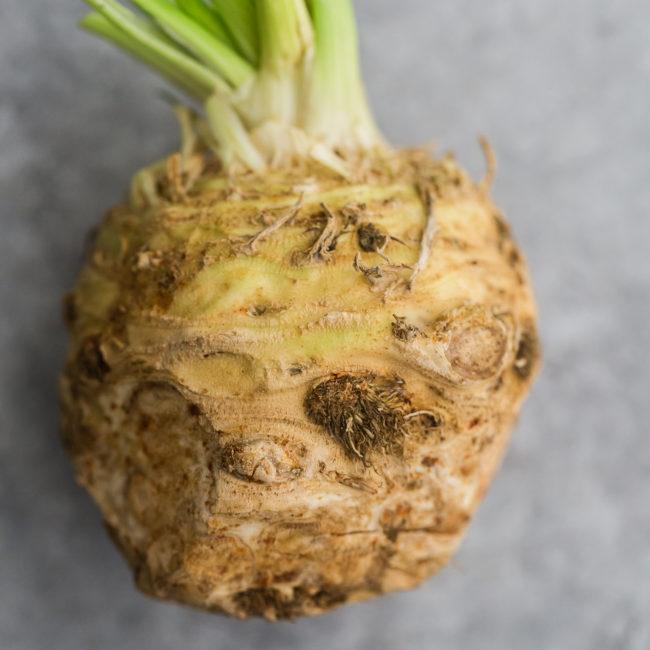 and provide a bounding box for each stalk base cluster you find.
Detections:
[82,0,383,175]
